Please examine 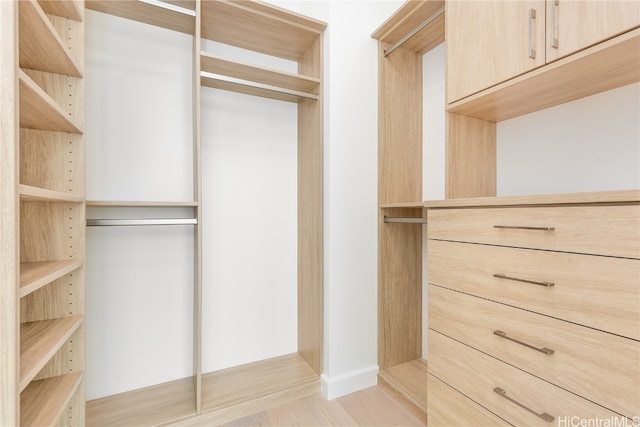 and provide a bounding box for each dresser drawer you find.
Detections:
[427,373,510,427]
[427,239,640,340]
[429,285,640,418]
[427,205,640,258]
[428,330,622,426]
